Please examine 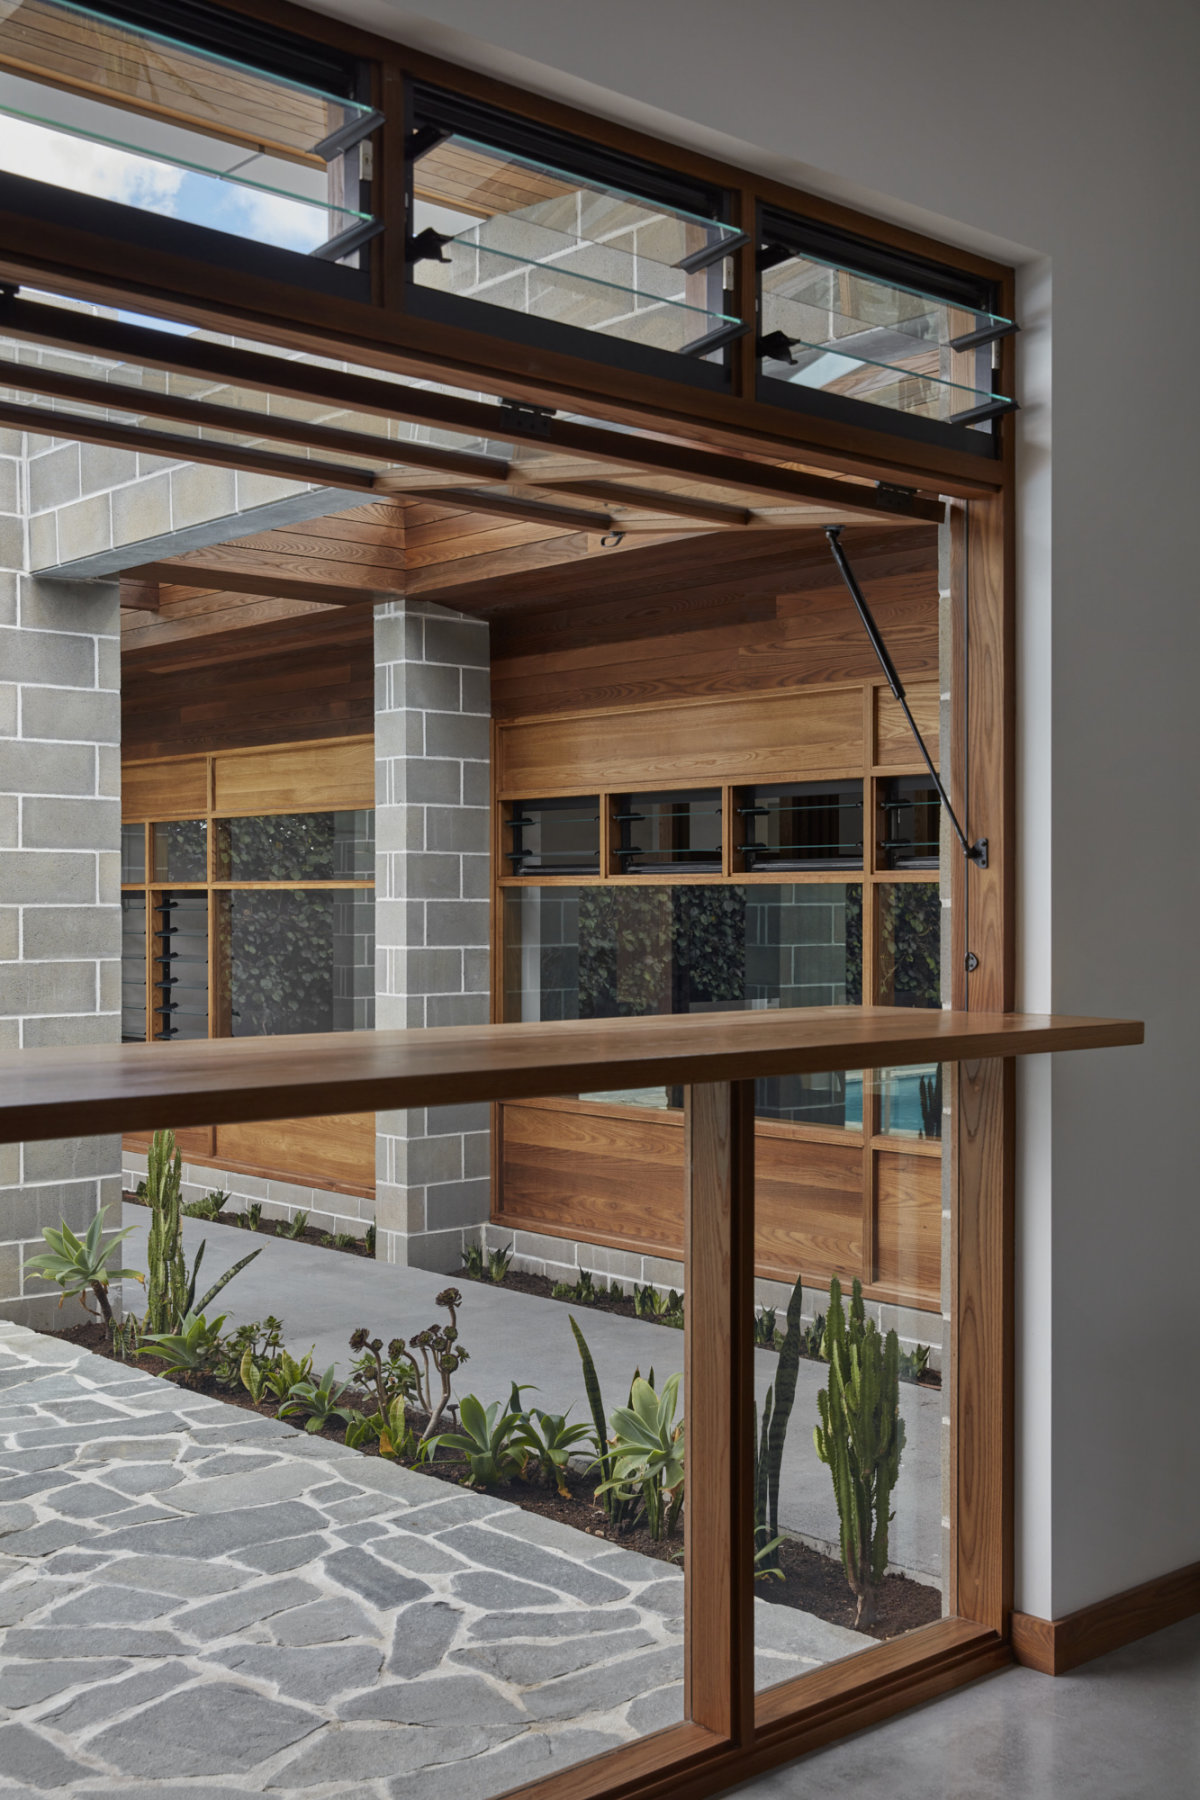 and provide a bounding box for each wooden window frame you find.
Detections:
[8,1,1024,1773]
